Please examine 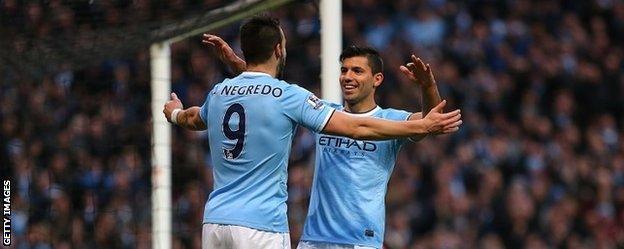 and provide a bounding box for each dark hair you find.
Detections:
[240,16,283,65]
[339,45,384,74]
